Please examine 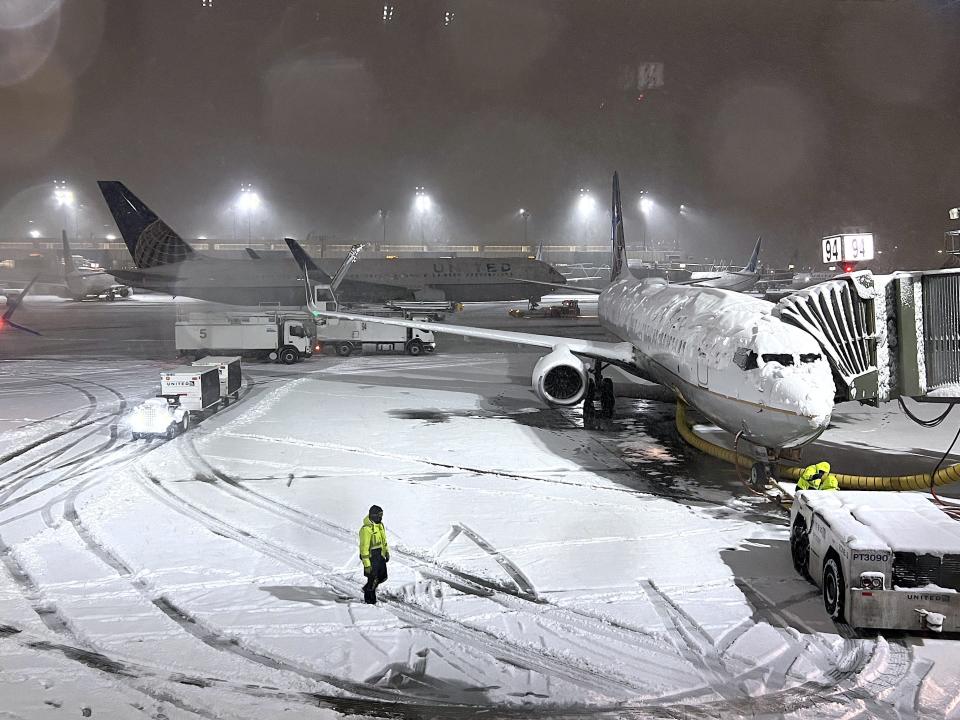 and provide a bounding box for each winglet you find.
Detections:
[743,235,762,273]
[609,172,629,282]
[1,274,41,335]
